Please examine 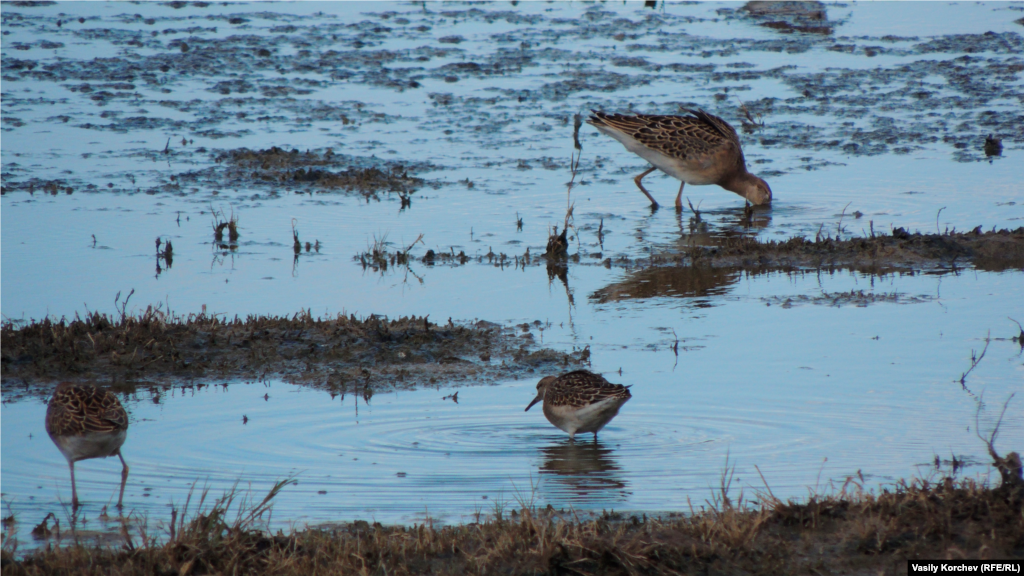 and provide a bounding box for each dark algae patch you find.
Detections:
[0,309,588,398]
[212,147,432,195]
[2,468,1020,575]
